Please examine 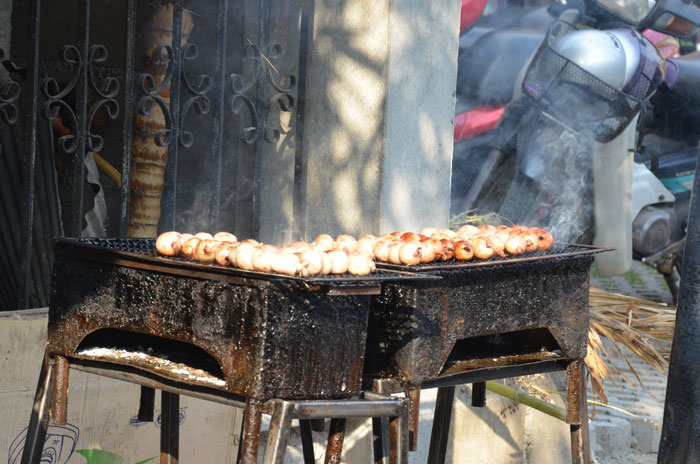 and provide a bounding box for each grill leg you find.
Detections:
[262,400,294,464]
[406,387,421,451]
[471,382,486,407]
[299,419,316,464]
[138,386,156,422]
[50,355,69,425]
[238,398,263,464]
[160,391,179,464]
[427,386,455,464]
[567,360,590,464]
[324,418,347,464]
[20,352,54,464]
